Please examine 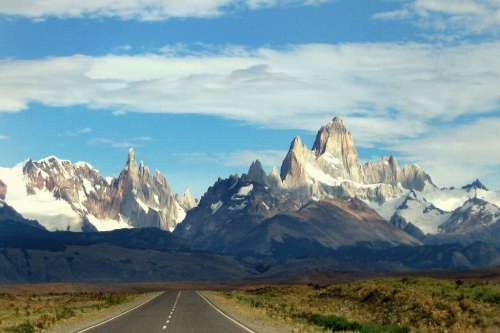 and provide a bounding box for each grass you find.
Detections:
[0,291,135,333]
[220,277,500,333]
